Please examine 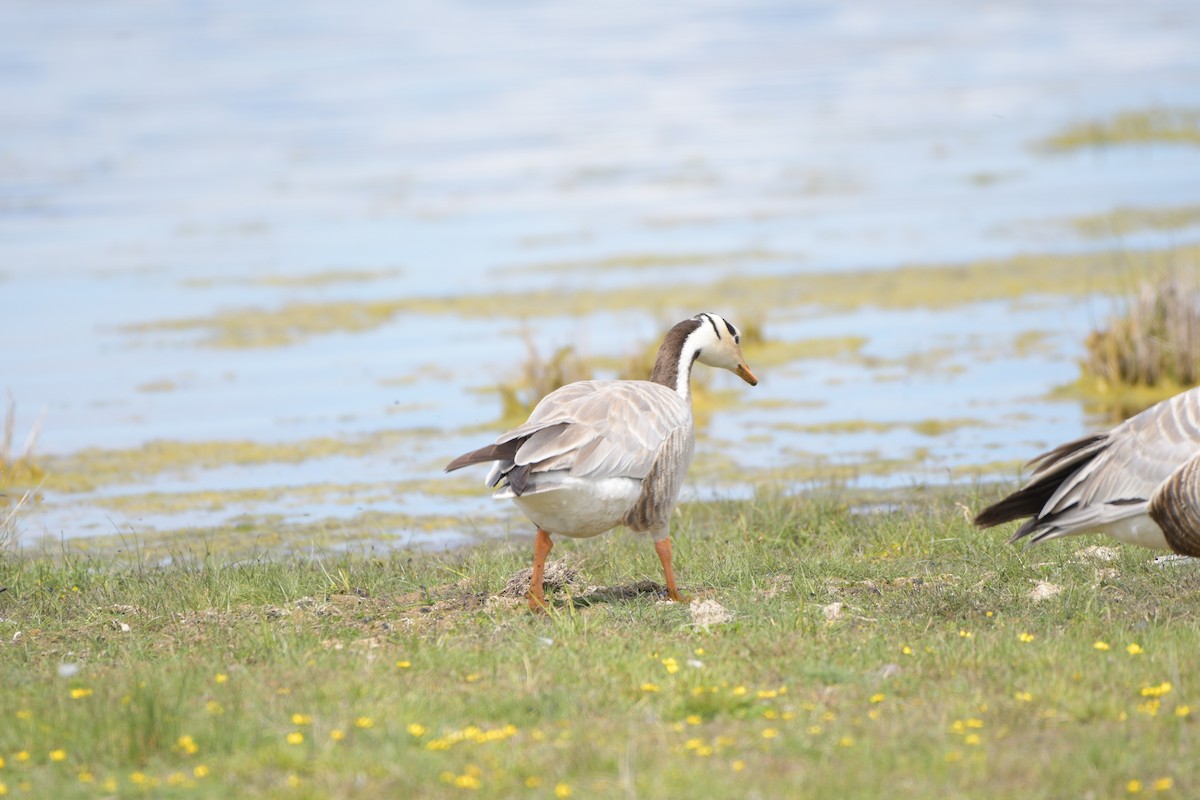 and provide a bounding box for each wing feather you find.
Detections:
[1049,390,1200,513]
[978,387,1200,543]
[463,380,692,491]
